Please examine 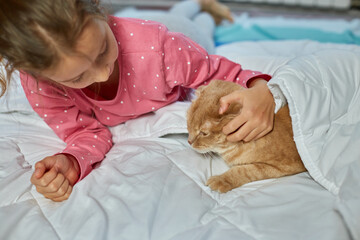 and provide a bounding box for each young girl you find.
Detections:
[0,0,275,202]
